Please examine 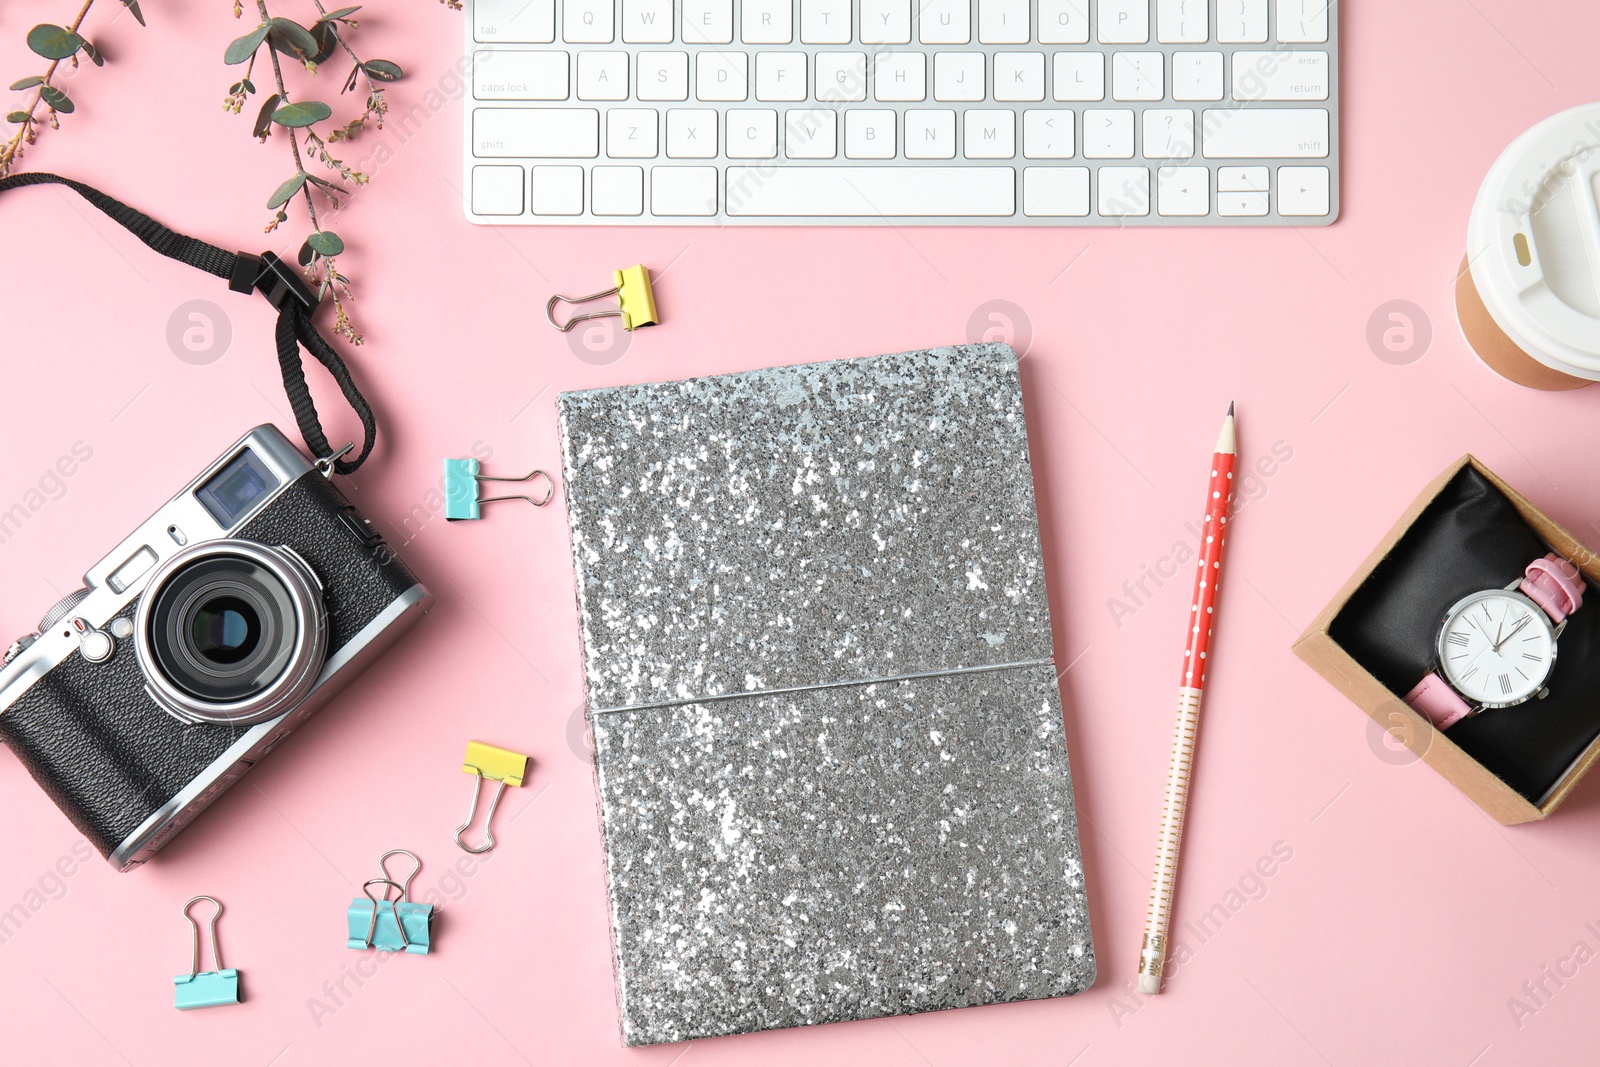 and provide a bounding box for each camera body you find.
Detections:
[0,426,430,870]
